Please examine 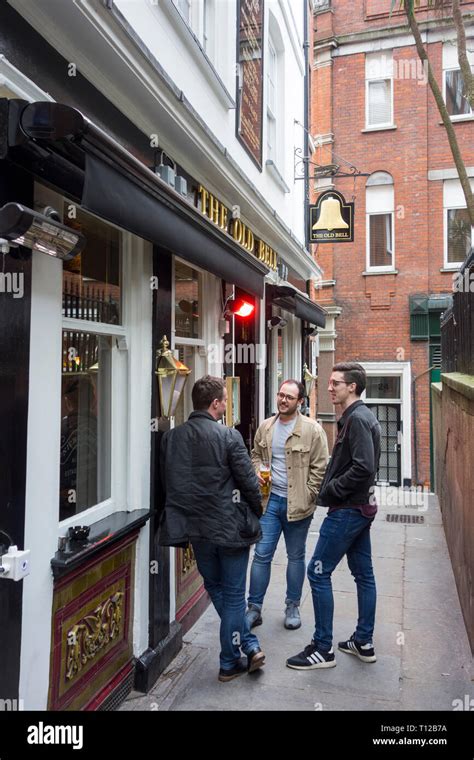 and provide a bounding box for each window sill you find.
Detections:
[439,116,474,124]
[362,269,398,276]
[361,125,397,133]
[159,1,235,109]
[51,509,150,579]
[265,160,290,193]
[440,265,462,272]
